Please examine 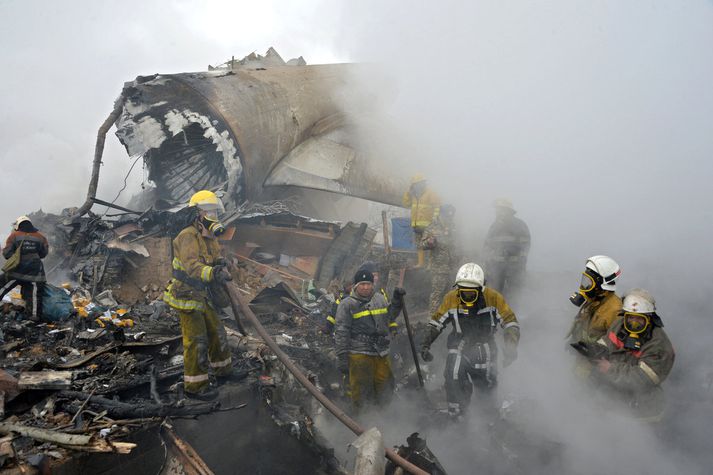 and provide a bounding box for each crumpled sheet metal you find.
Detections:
[114,61,407,211]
